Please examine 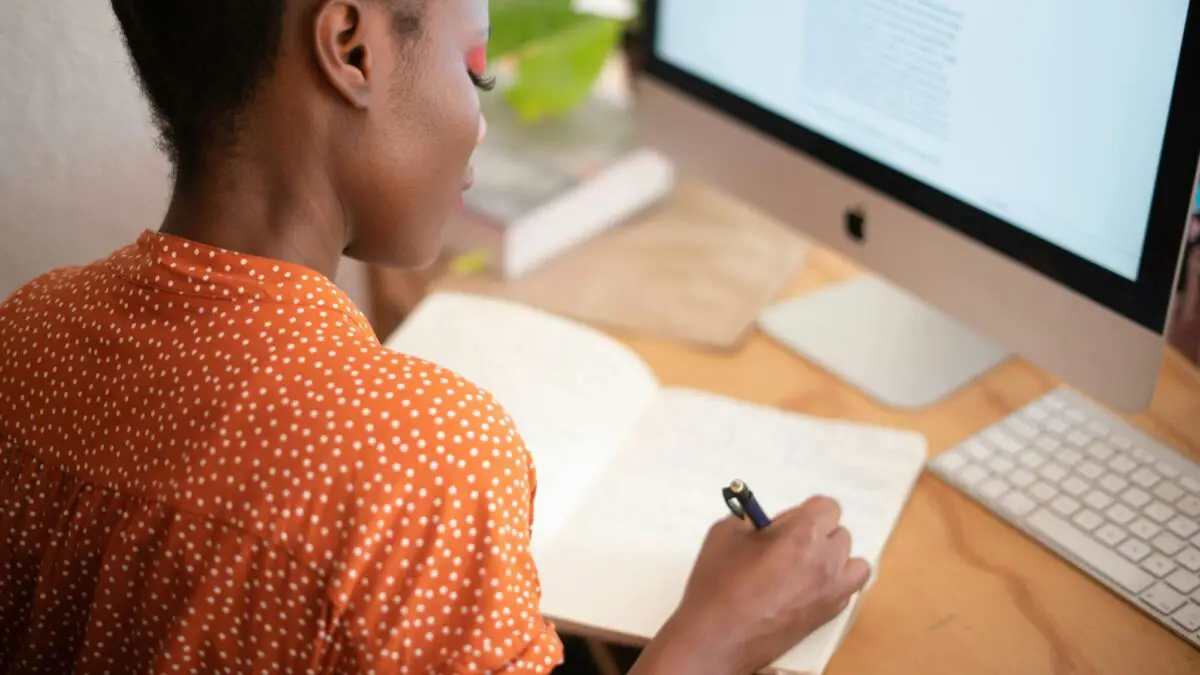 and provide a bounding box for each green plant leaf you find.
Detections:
[487,0,584,61]
[502,15,622,123]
